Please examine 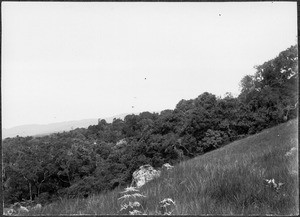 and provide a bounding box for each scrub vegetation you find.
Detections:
[14,118,298,215]
[2,45,298,215]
